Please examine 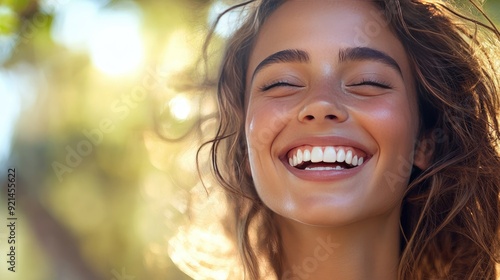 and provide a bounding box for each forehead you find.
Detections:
[247,0,411,80]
